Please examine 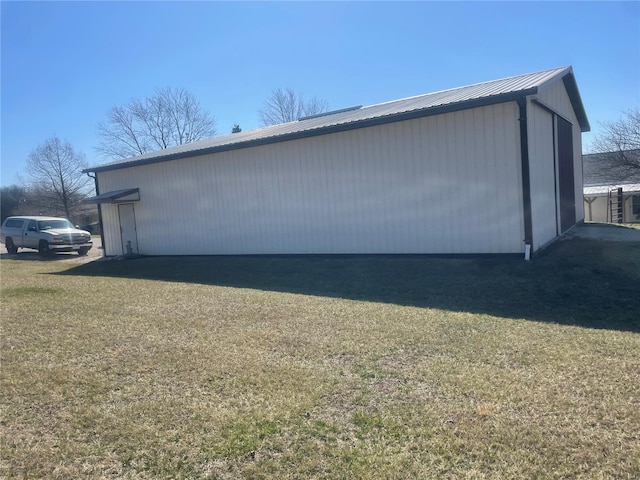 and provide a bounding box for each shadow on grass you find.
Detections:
[56,239,640,333]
